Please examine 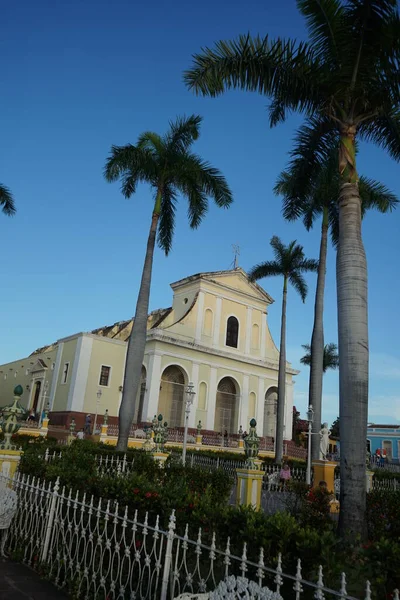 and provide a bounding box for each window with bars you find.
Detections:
[99,365,111,387]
